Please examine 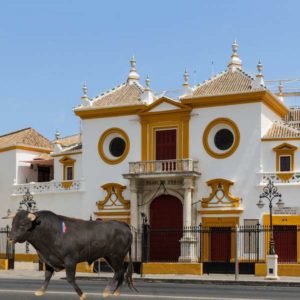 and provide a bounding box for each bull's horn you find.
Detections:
[2,213,16,219]
[27,213,36,221]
